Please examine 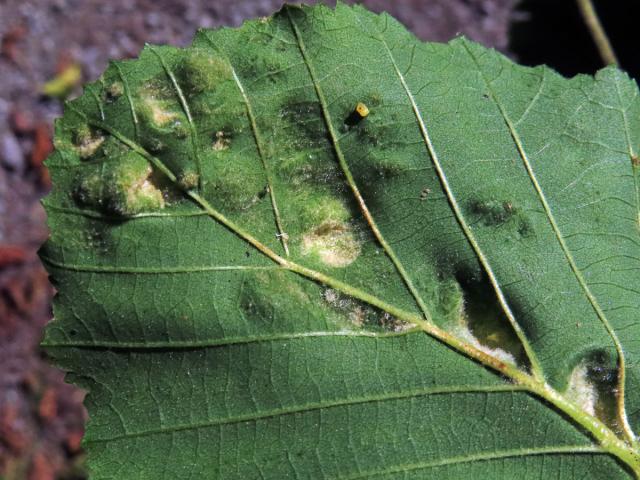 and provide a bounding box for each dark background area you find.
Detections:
[0,0,635,478]
[511,0,640,81]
